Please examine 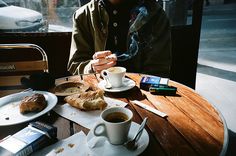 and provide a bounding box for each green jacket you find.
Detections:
[68,0,172,77]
